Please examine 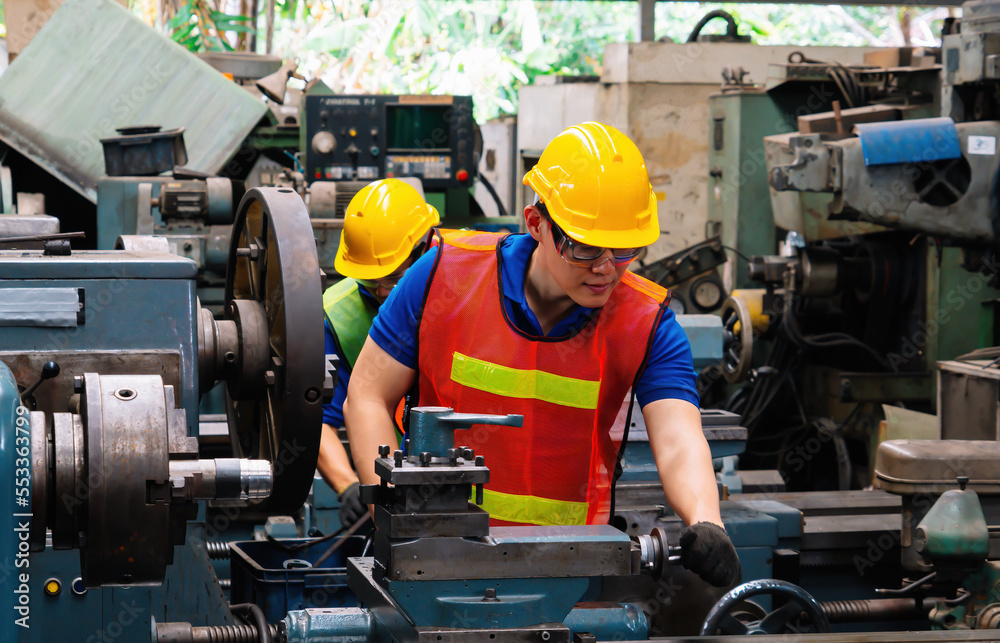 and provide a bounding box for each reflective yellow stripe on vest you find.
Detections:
[450,352,600,410]
[480,489,588,526]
